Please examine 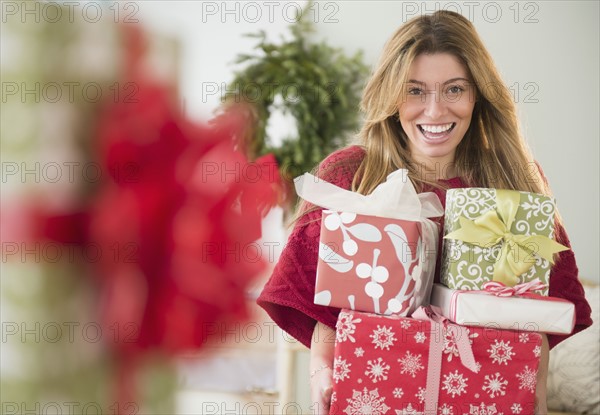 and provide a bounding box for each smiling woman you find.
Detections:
[257,9,593,415]
[397,53,476,176]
